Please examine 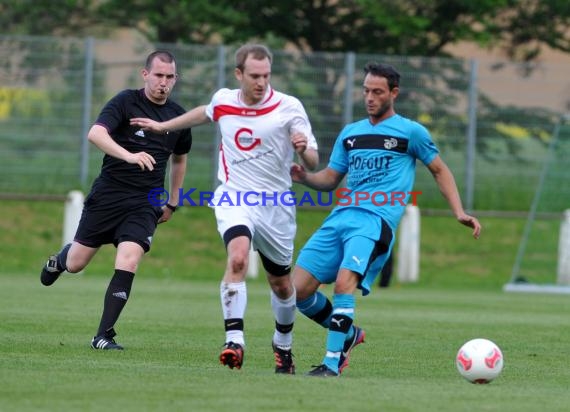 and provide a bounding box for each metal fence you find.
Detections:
[1,35,568,213]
